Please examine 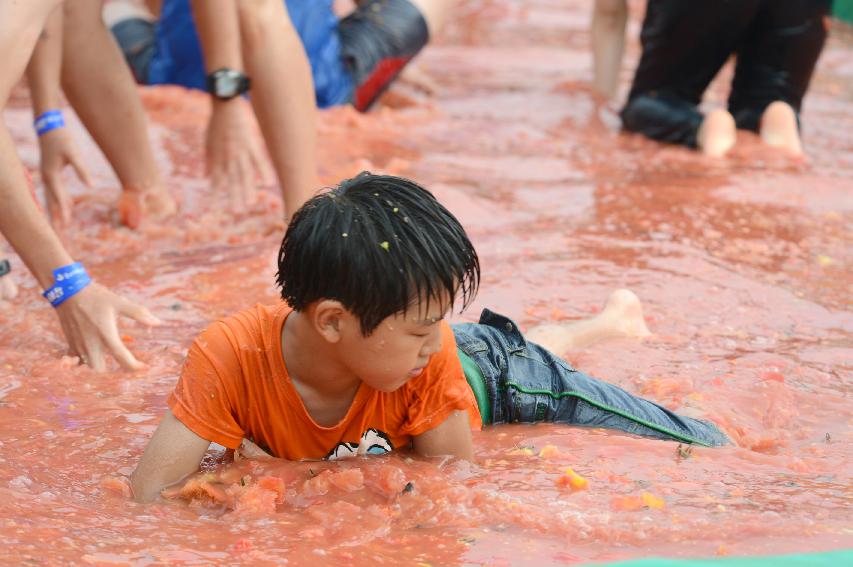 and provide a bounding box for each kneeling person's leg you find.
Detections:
[339,0,431,111]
